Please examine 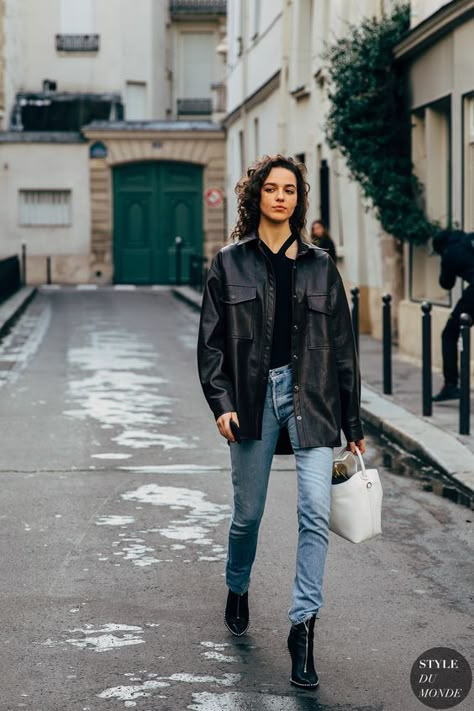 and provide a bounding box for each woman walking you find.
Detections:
[197,155,365,689]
